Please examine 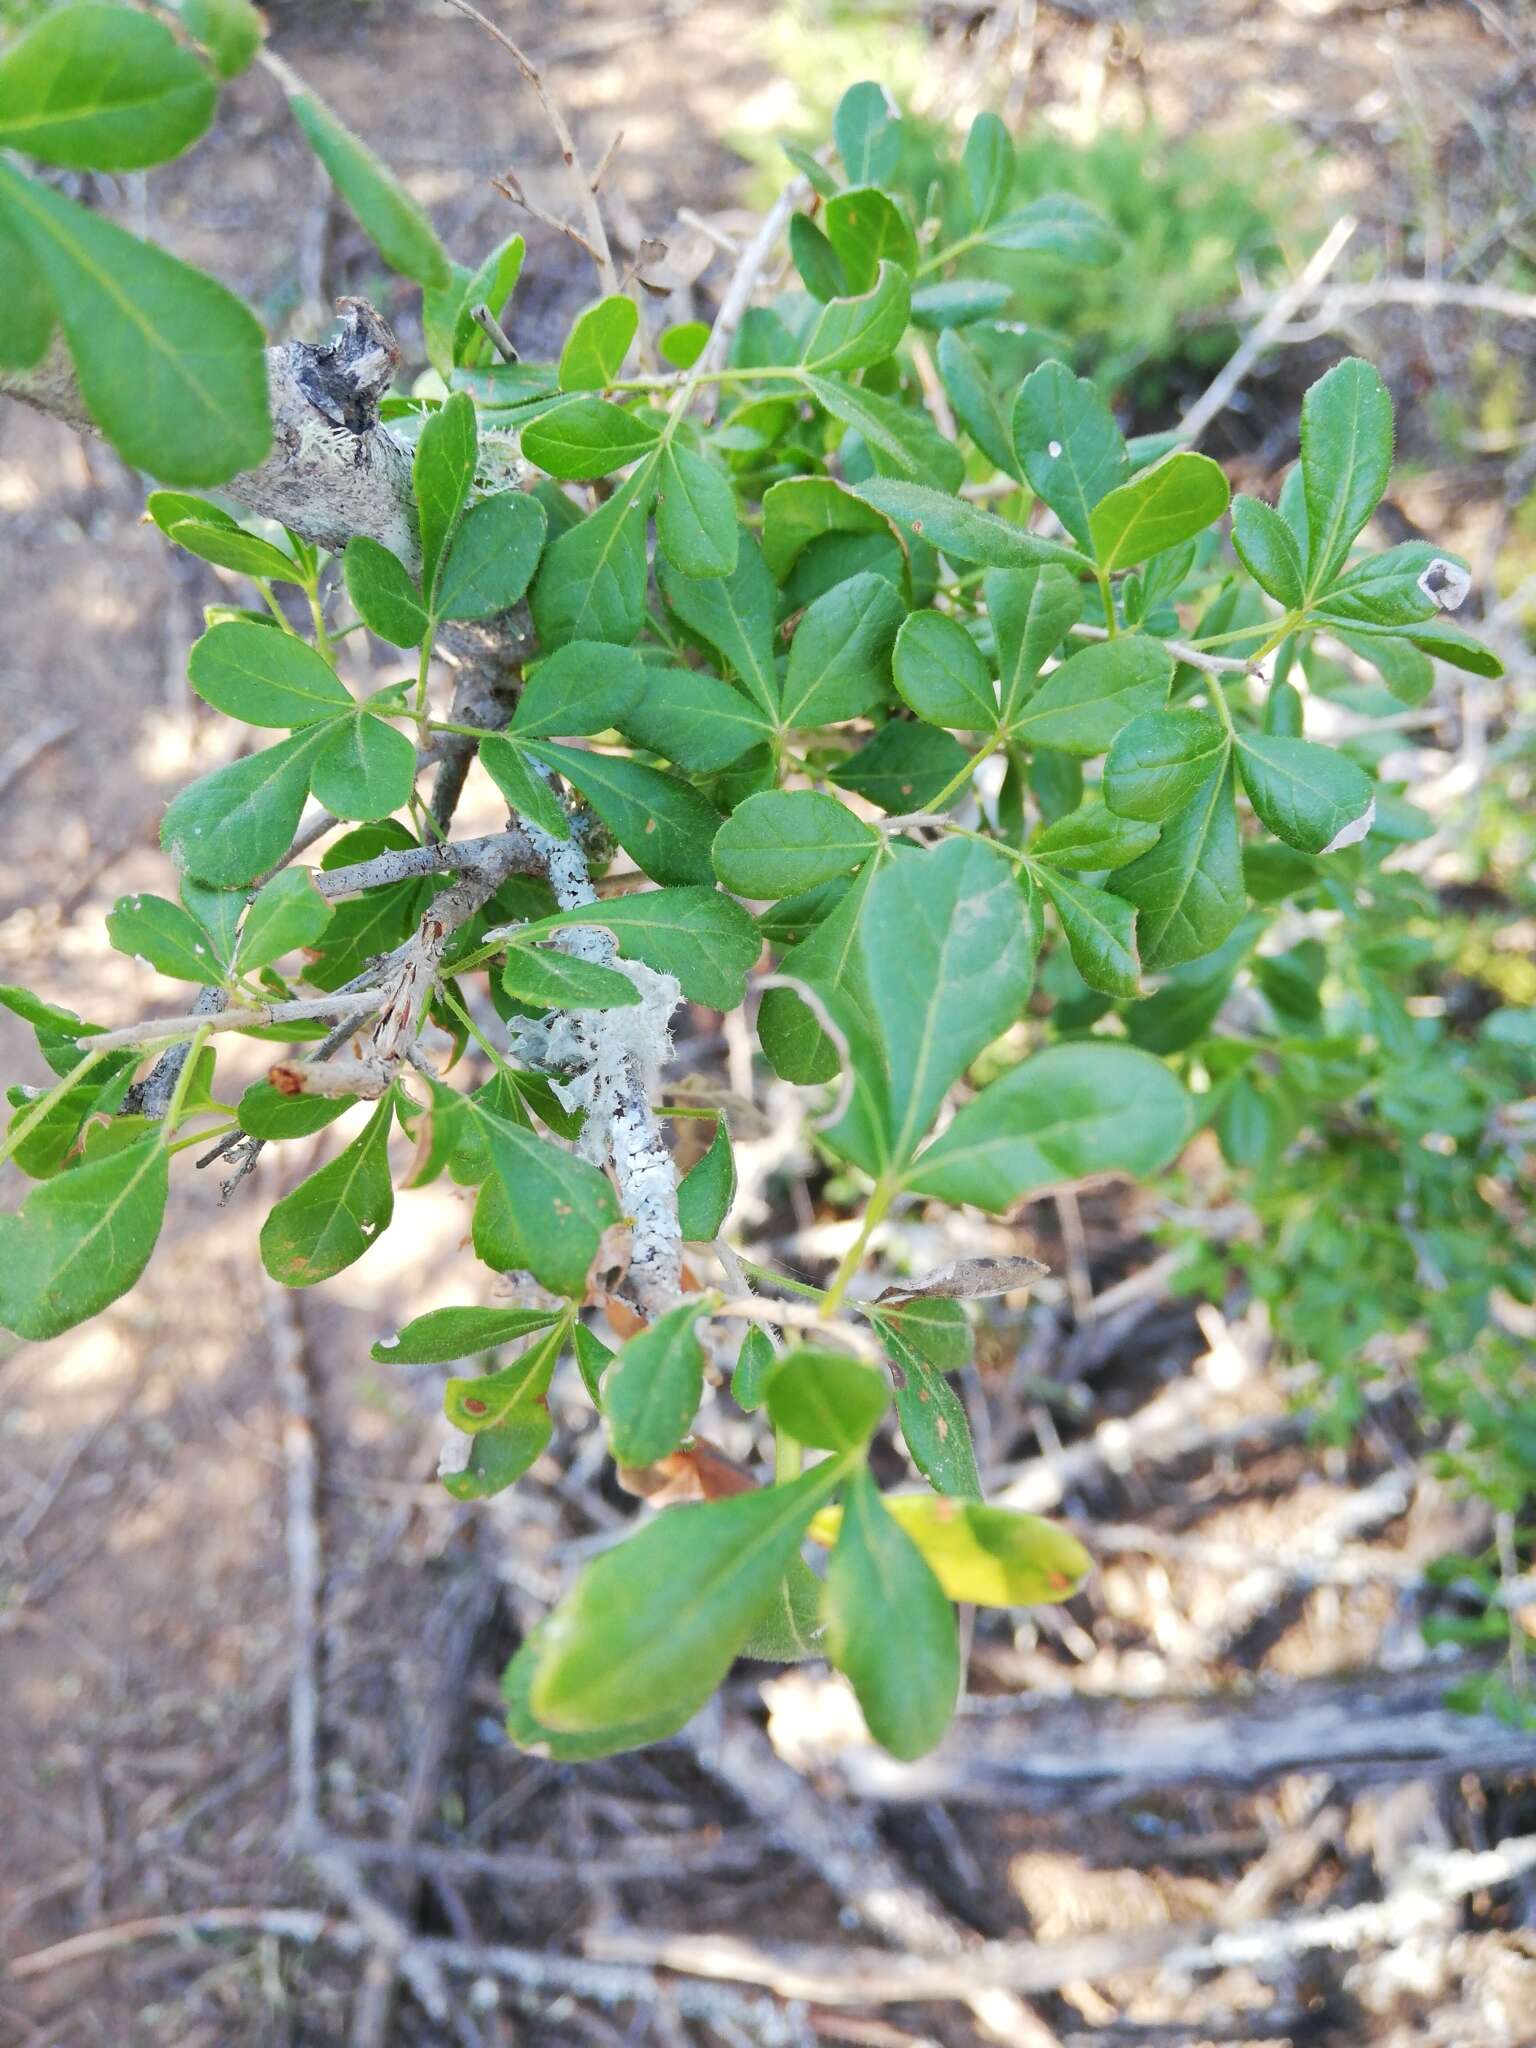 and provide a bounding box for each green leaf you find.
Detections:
[713,789,878,899]
[604,1301,709,1466]
[472,1112,618,1299]
[107,892,223,986]
[824,1470,958,1762]
[799,261,911,373]
[789,210,848,300]
[0,206,54,369]
[832,720,971,814]
[962,110,1013,229]
[818,1495,1092,1607]
[0,164,268,486]
[1230,494,1304,609]
[0,1134,168,1341]
[657,443,739,579]
[449,232,525,369]
[762,475,902,583]
[989,564,1085,724]
[521,396,661,480]
[1035,864,1140,998]
[413,390,476,597]
[559,295,639,390]
[529,1458,851,1732]
[176,0,262,81]
[806,375,965,494]
[1310,541,1462,628]
[1234,733,1375,855]
[1009,634,1171,756]
[572,1324,614,1407]
[511,639,645,740]
[259,1096,395,1286]
[738,1557,826,1662]
[1029,803,1159,870]
[0,4,216,171]
[168,519,302,584]
[7,1056,136,1181]
[445,1321,565,1433]
[1299,356,1394,594]
[237,1082,353,1140]
[434,491,547,621]
[1110,760,1245,970]
[855,837,1038,1165]
[441,1405,552,1501]
[904,1042,1191,1208]
[1012,361,1128,553]
[533,888,762,1011]
[438,1400,552,1499]
[733,1325,774,1412]
[188,620,353,727]
[1338,630,1433,706]
[677,1119,735,1240]
[982,192,1118,266]
[524,741,720,885]
[779,570,904,728]
[147,490,240,537]
[1103,709,1229,822]
[935,327,1020,478]
[834,80,901,184]
[312,712,416,821]
[824,185,918,290]
[503,1620,710,1760]
[529,458,658,647]
[765,1347,889,1451]
[344,536,428,647]
[854,478,1087,573]
[875,1313,981,1499]
[162,725,329,885]
[658,319,709,370]
[289,90,449,288]
[502,943,640,1010]
[619,667,771,774]
[235,866,330,973]
[1402,620,1503,678]
[658,541,780,723]
[479,734,571,838]
[1088,451,1230,571]
[891,609,995,729]
[912,279,1012,330]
